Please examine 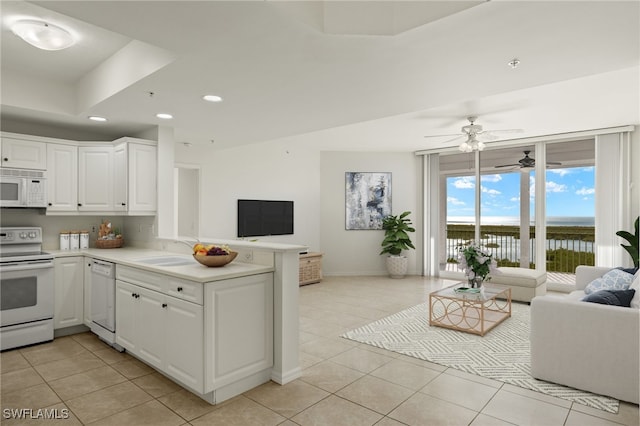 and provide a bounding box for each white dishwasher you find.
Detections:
[90,259,123,351]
